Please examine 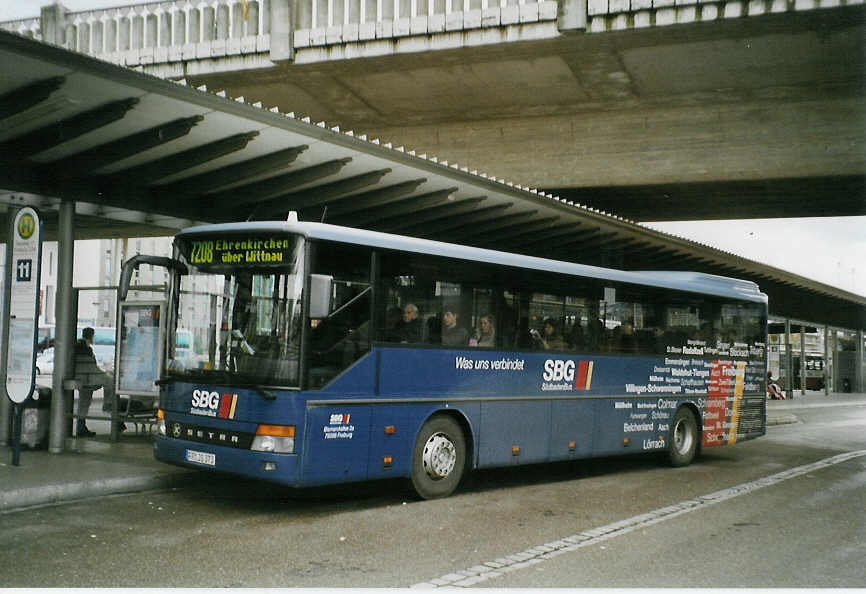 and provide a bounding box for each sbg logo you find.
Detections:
[543,359,575,382]
[192,389,220,410]
[542,359,595,391]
